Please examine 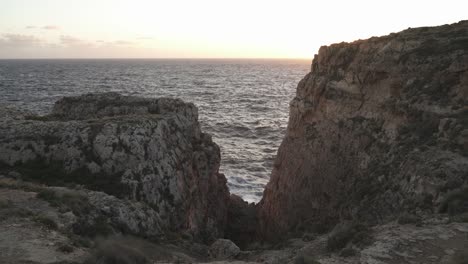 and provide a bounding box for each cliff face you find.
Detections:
[258,21,468,240]
[0,93,229,242]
